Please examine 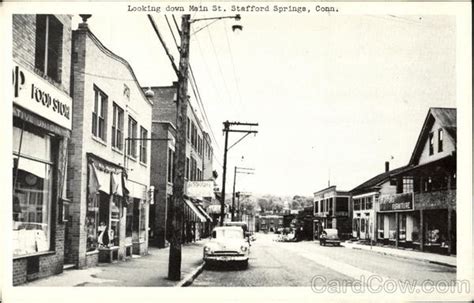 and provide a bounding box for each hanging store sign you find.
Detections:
[186,181,215,199]
[379,192,414,212]
[12,61,72,130]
